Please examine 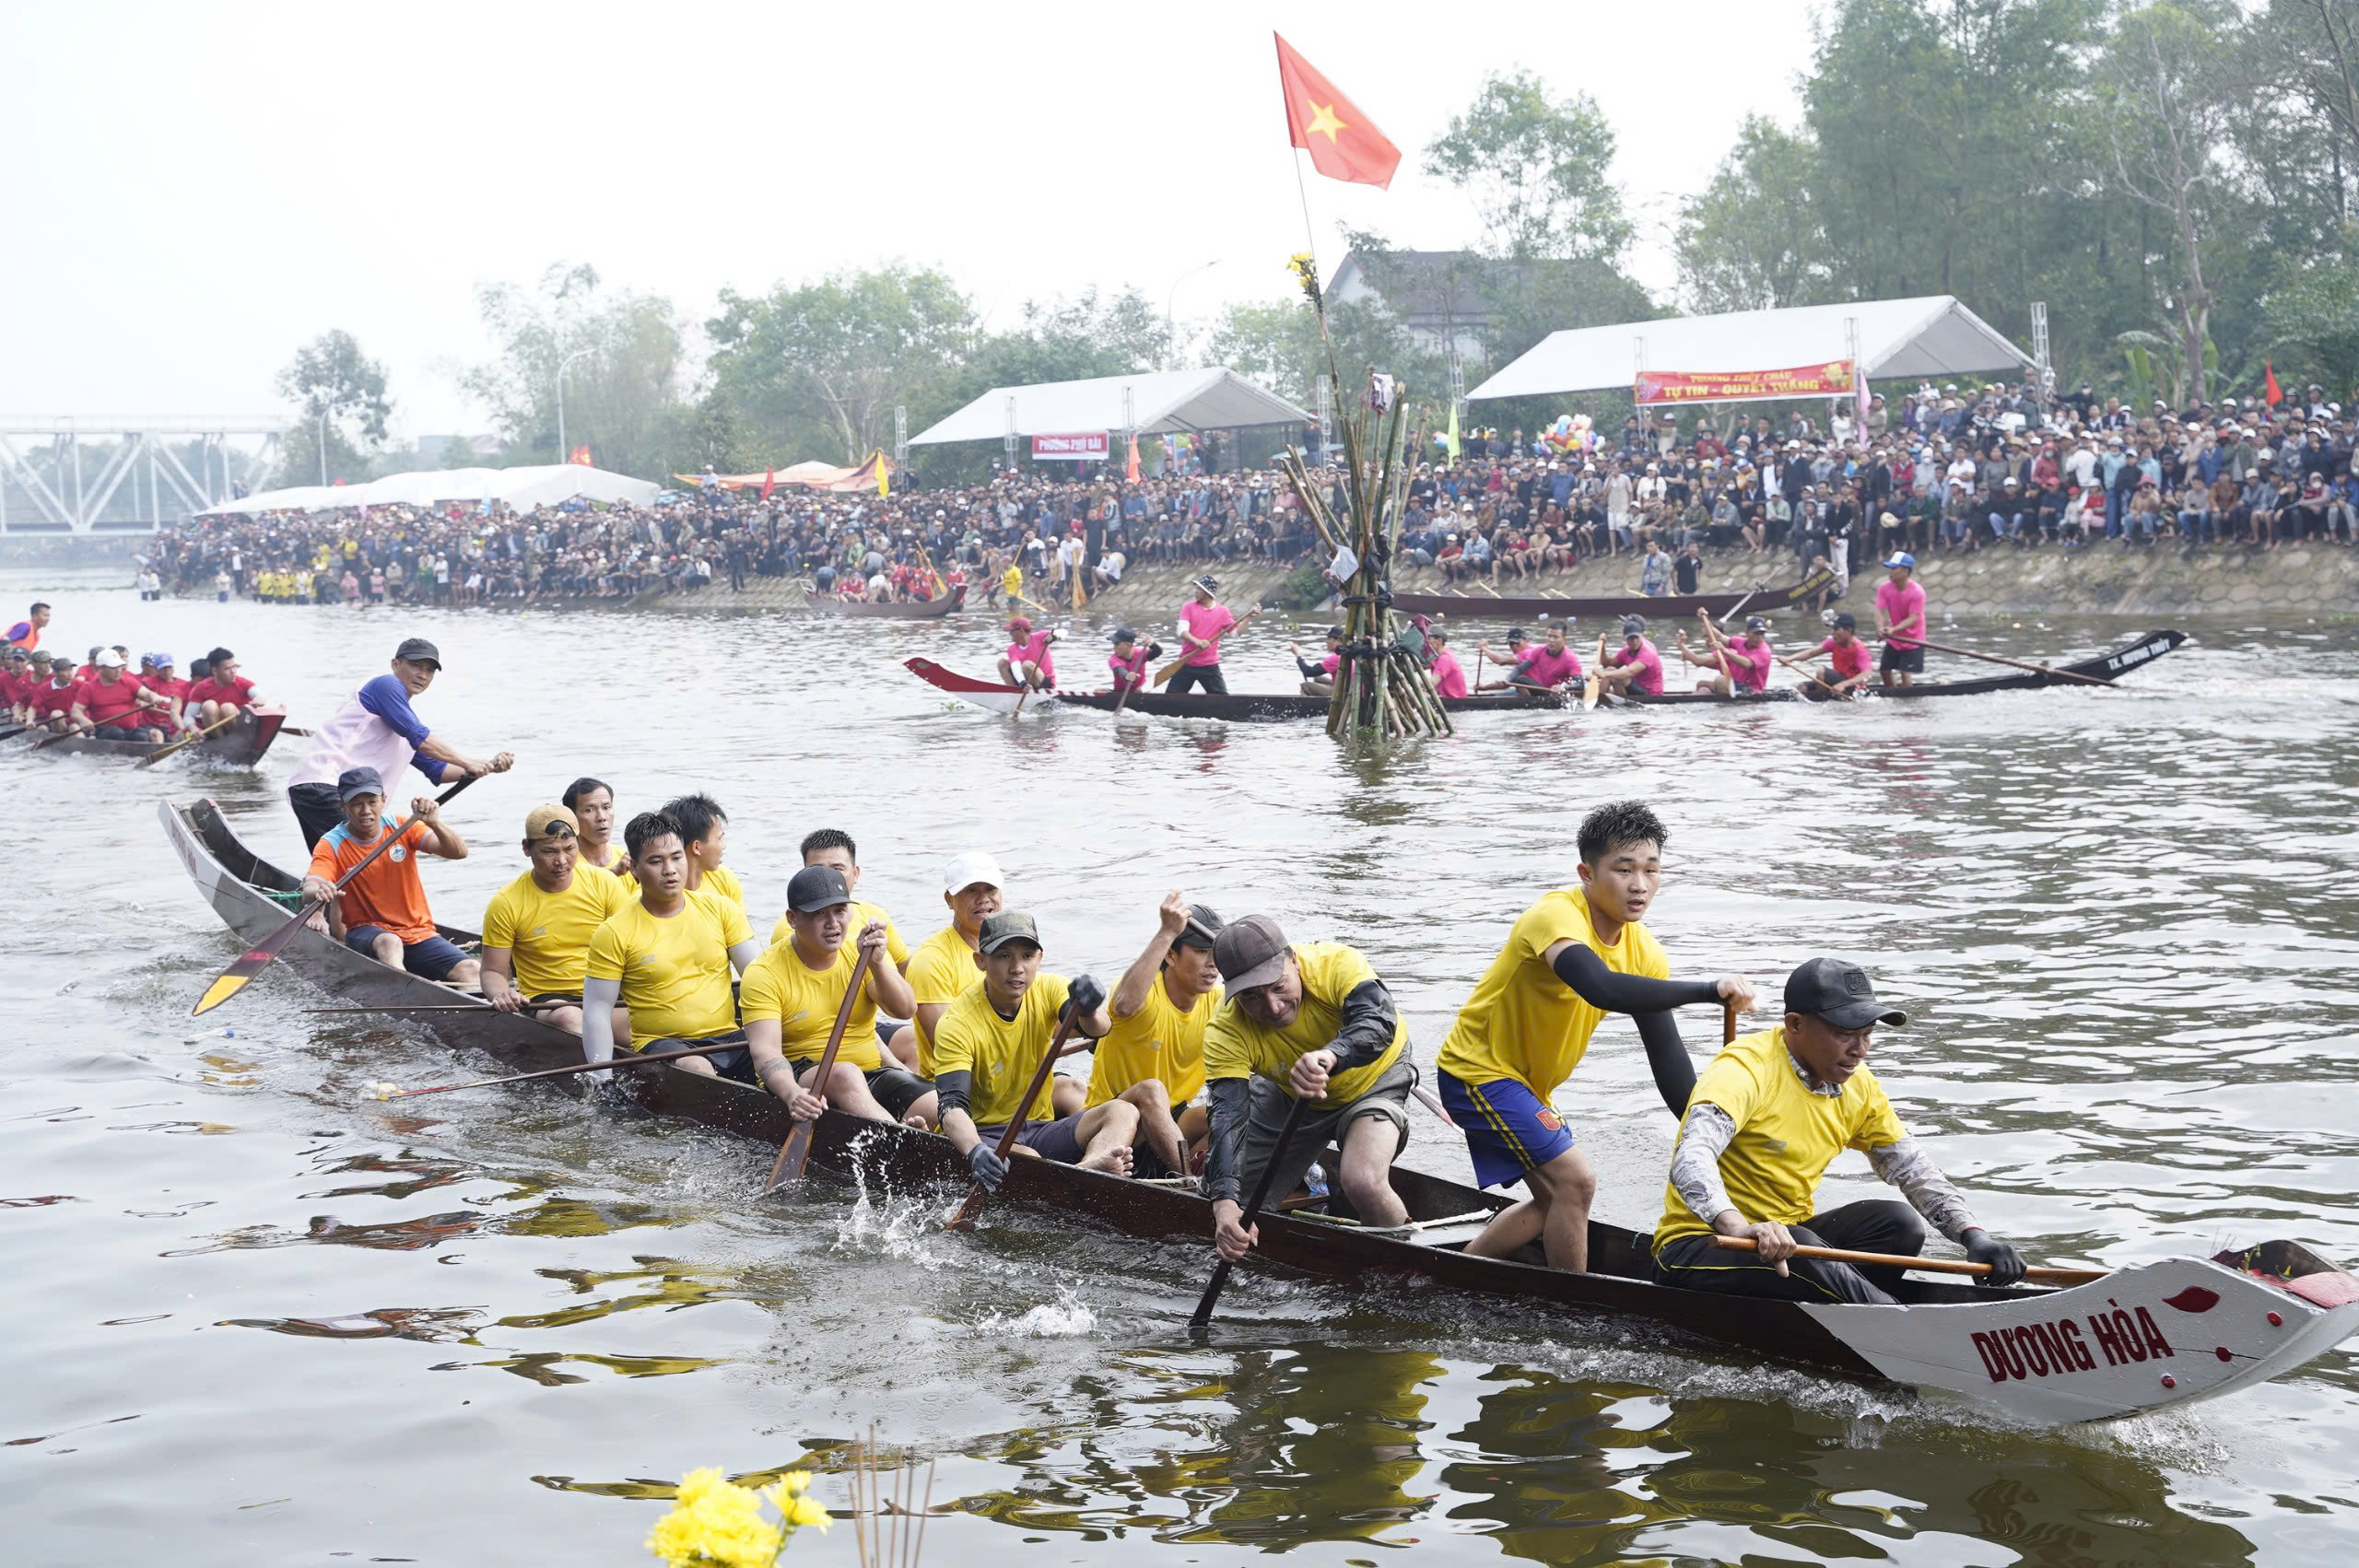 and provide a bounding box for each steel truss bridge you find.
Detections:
[0,420,286,532]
